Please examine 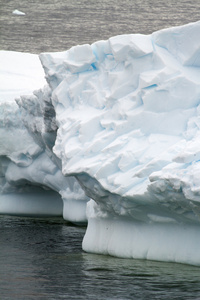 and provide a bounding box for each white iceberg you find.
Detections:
[1,21,200,265]
[0,51,89,223]
[0,51,45,102]
[12,9,26,16]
